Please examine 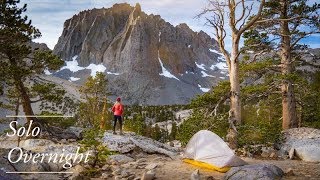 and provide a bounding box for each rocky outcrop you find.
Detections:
[102,131,180,157]
[279,127,320,162]
[53,3,228,105]
[0,130,180,179]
